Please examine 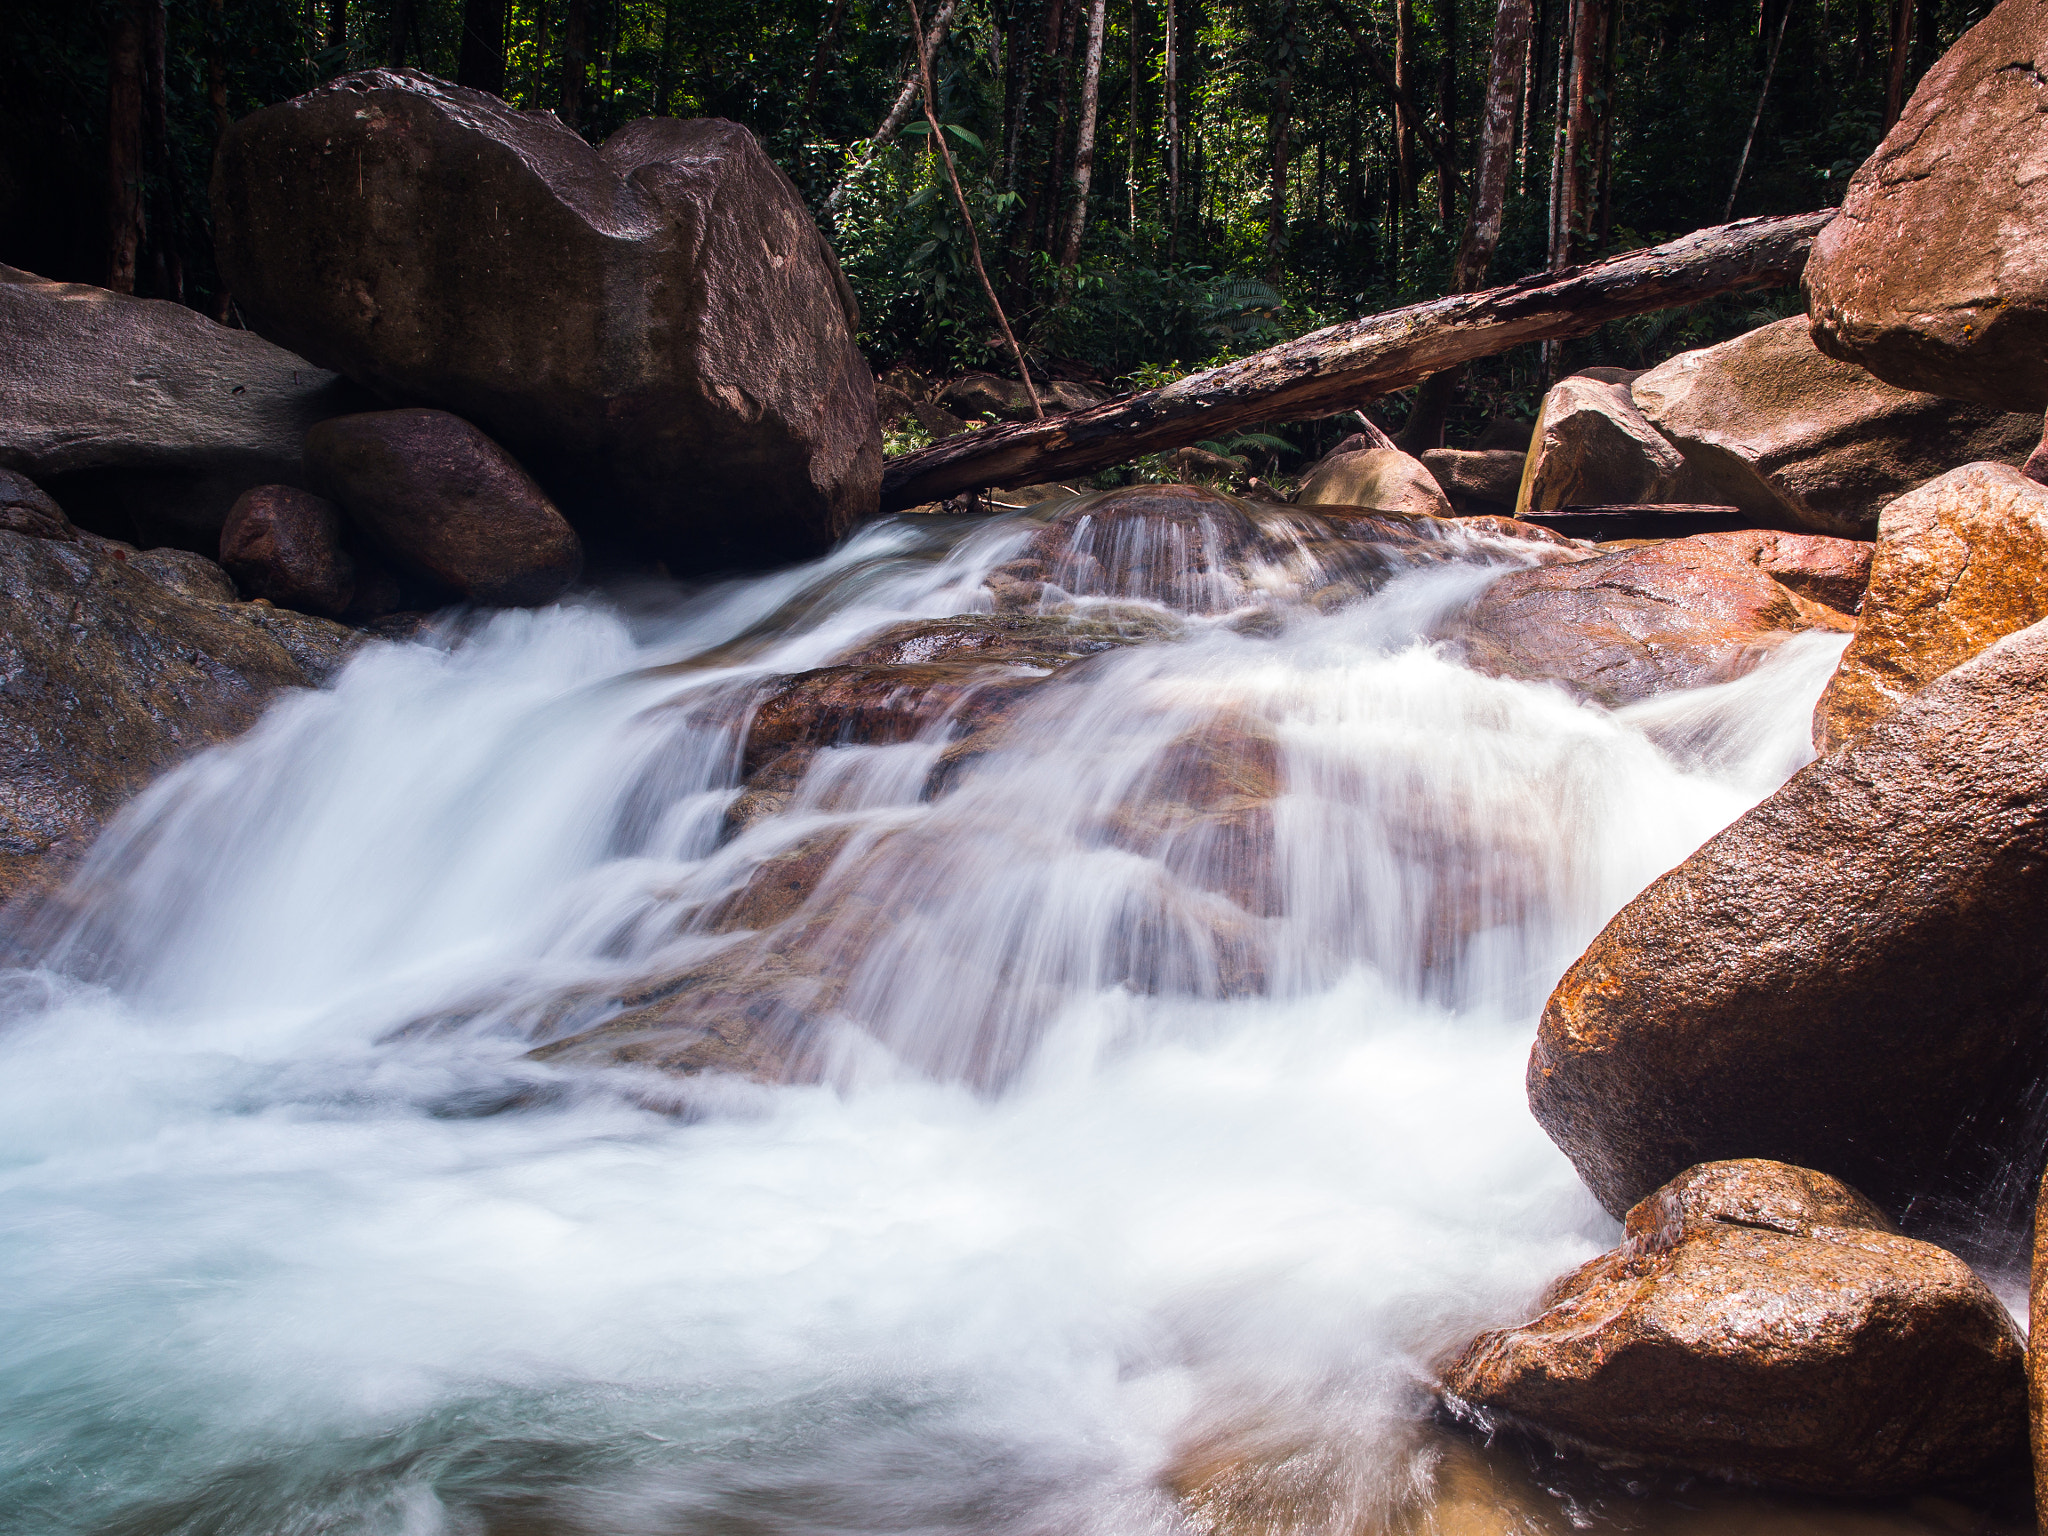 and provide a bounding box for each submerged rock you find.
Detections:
[1806,0,2048,410]
[1447,535,1848,706]
[219,485,357,620]
[213,70,879,572]
[0,530,356,905]
[1514,374,1683,515]
[1295,447,1452,518]
[1814,463,2048,750]
[1441,1160,2027,1496]
[1631,317,2036,537]
[1530,617,2048,1219]
[305,409,583,608]
[0,263,364,544]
